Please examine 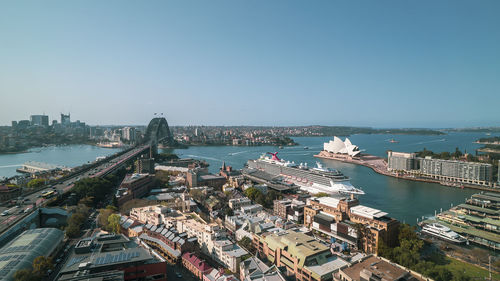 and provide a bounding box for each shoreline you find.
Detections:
[314,151,500,193]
